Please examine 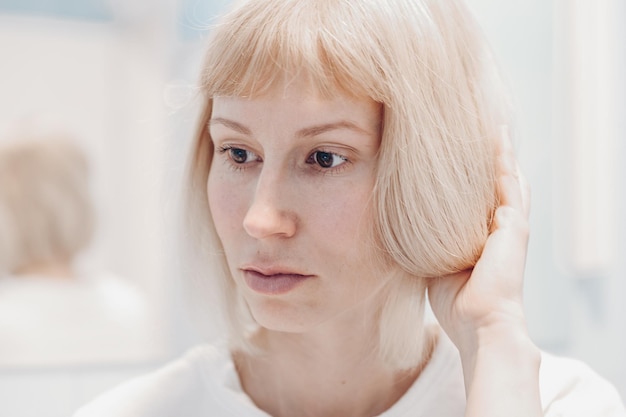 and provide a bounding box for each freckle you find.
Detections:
[341,380,346,385]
